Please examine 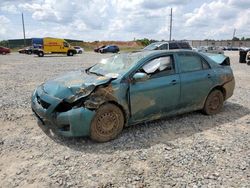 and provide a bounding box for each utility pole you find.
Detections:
[232,28,236,39]
[22,12,26,47]
[232,28,236,48]
[169,8,173,41]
